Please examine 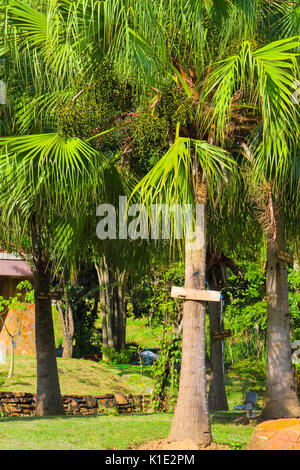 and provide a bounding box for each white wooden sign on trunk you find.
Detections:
[171,286,221,302]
